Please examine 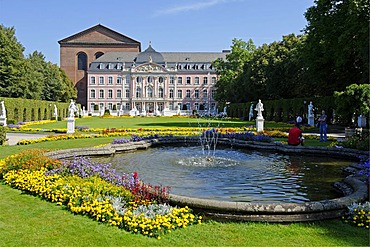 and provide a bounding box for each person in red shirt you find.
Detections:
[288,122,304,146]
